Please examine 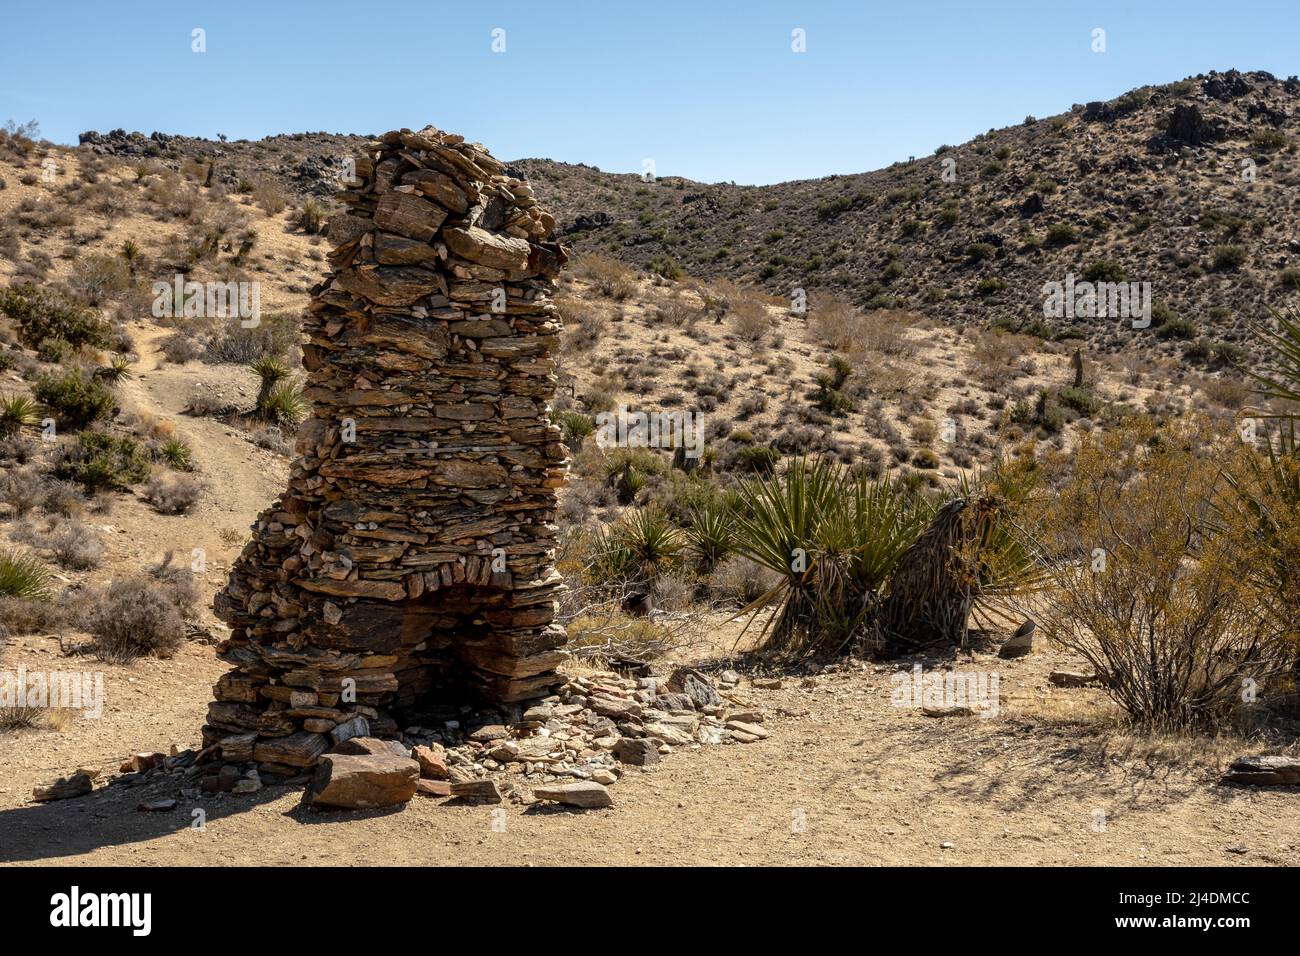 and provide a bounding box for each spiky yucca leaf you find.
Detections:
[1246,307,1300,411]
[0,550,52,600]
[686,502,736,573]
[0,393,39,438]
